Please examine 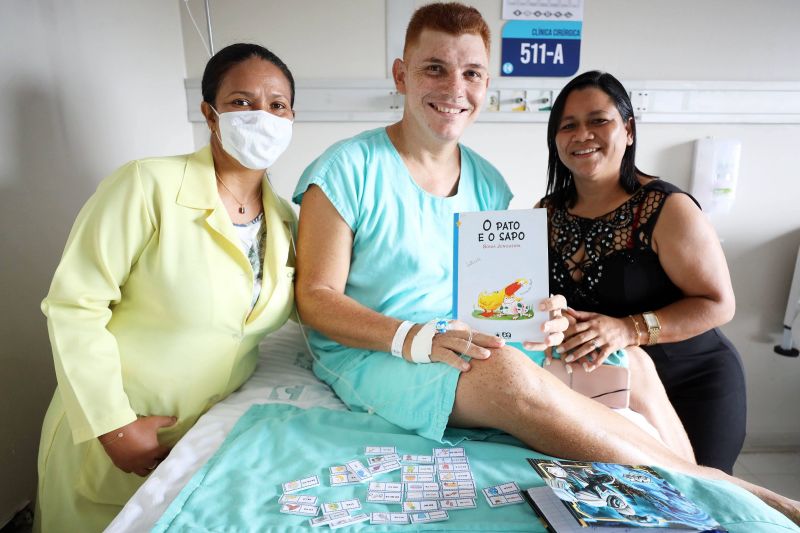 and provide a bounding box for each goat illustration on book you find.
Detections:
[475,278,534,320]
